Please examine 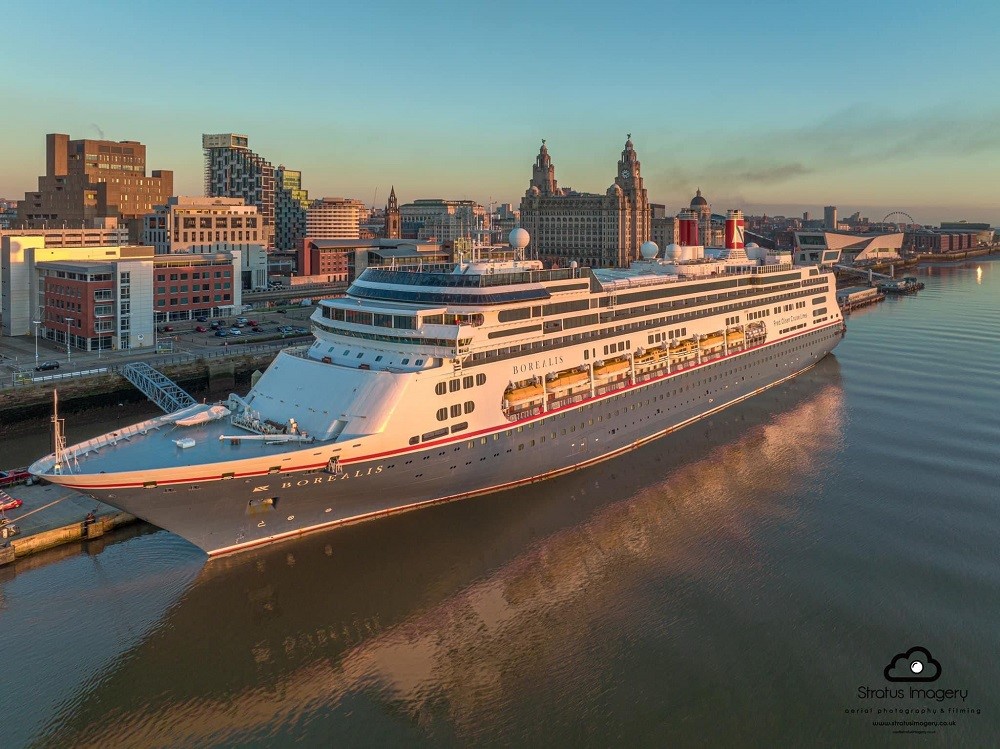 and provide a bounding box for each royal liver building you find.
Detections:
[519,136,650,268]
